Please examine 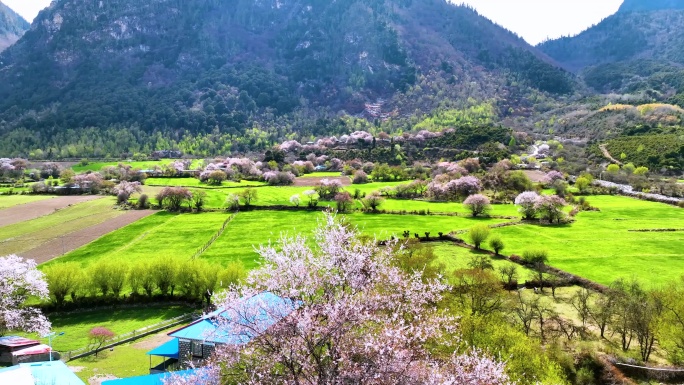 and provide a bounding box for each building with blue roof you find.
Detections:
[101,369,200,385]
[146,292,297,374]
[0,360,85,385]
